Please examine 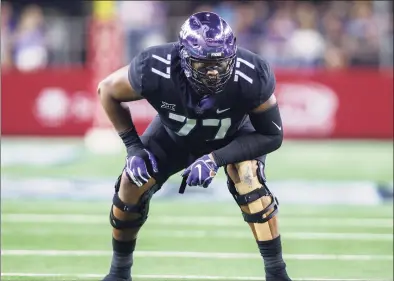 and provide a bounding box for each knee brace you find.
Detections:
[225,161,279,224]
[109,175,160,230]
